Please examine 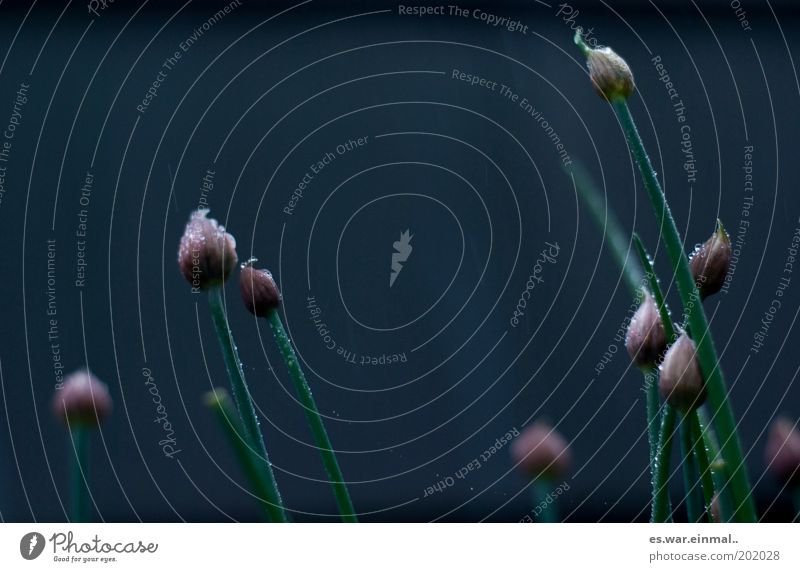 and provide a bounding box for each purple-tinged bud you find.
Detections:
[626,293,667,368]
[575,30,635,101]
[510,421,572,480]
[52,369,112,427]
[709,494,721,523]
[764,416,800,485]
[689,220,731,299]
[239,260,281,317]
[177,209,238,290]
[658,334,706,412]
